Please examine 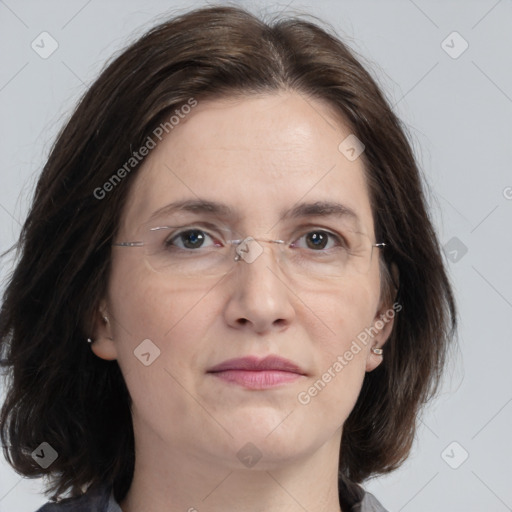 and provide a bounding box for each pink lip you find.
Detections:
[207,356,306,390]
